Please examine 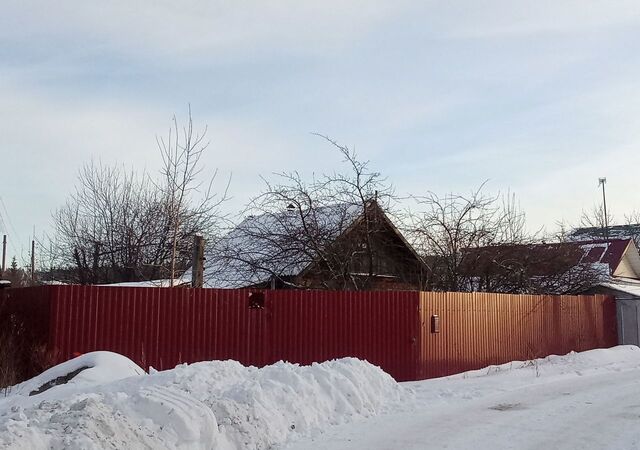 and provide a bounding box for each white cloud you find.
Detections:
[428,0,640,39]
[2,0,640,259]
[1,1,412,64]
